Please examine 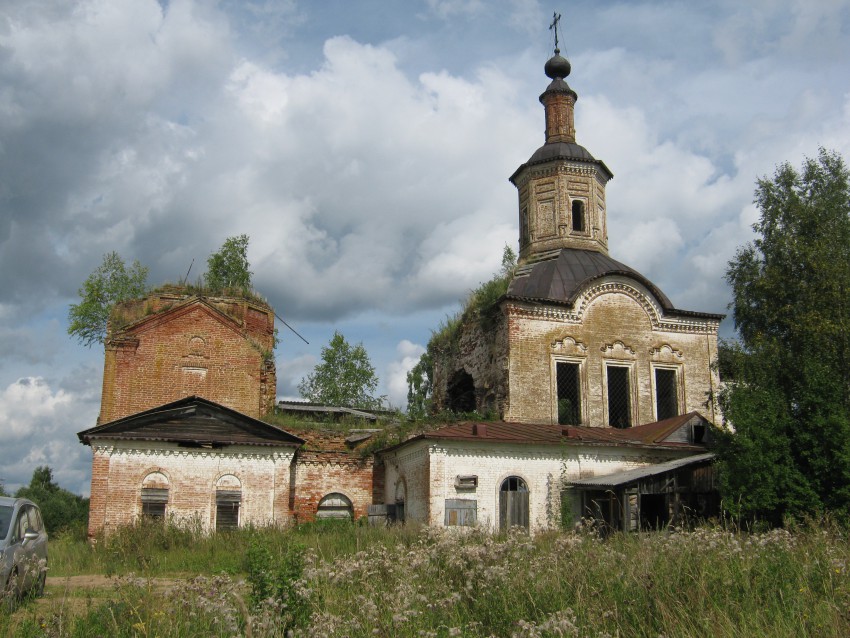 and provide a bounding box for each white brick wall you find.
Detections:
[383,439,690,533]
